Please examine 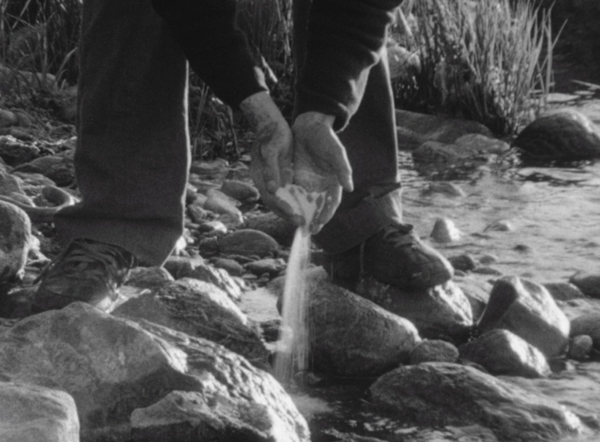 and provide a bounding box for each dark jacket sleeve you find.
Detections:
[295,0,402,131]
[152,0,268,108]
